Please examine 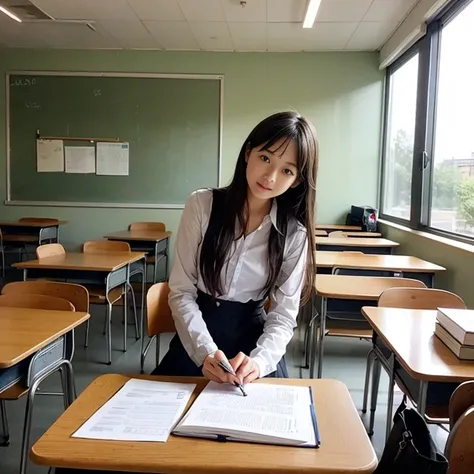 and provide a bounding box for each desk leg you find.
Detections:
[123,271,128,353]
[368,357,381,436]
[105,276,113,365]
[165,237,170,280]
[23,269,28,281]
[316,297,327,379]
[0,400,9,446]
[140,258,146,372]
[418,381,428,417]
[385,354,395,441]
